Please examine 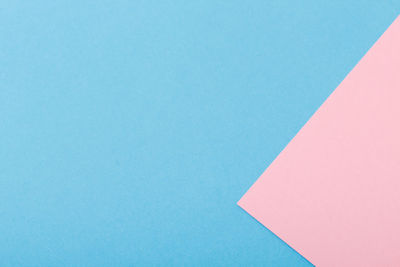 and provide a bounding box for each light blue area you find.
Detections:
[1,1,399,266]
